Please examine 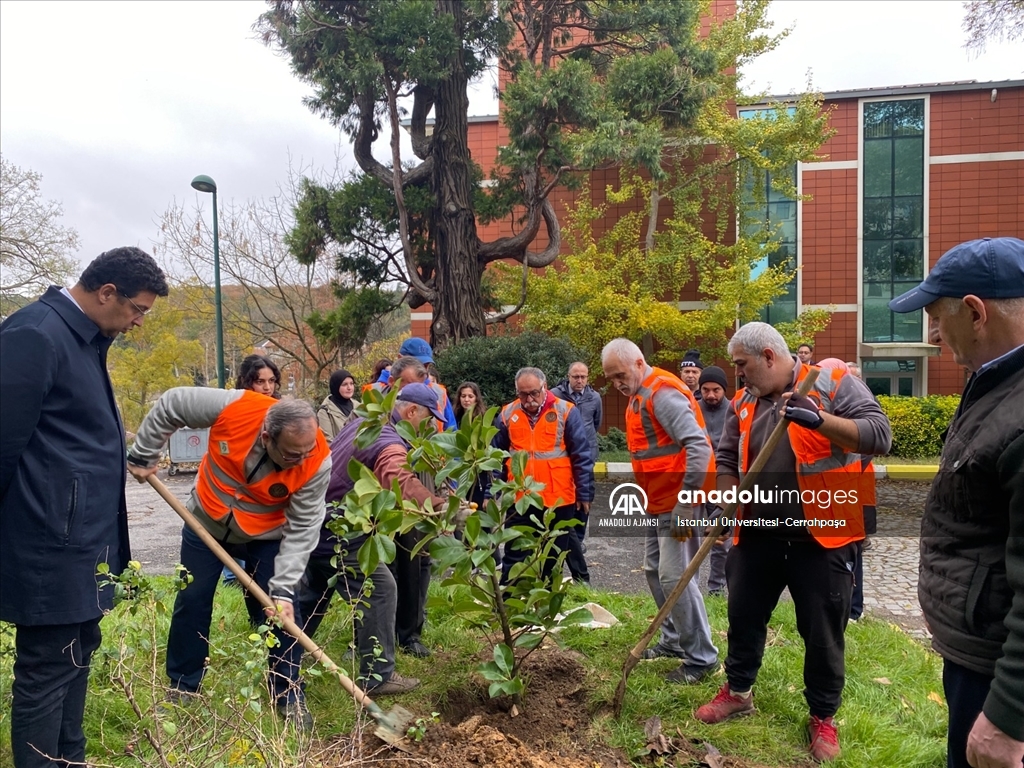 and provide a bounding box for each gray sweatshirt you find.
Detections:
[643,366,712,493]
[716,365,891,535]
[131,387,331,598]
